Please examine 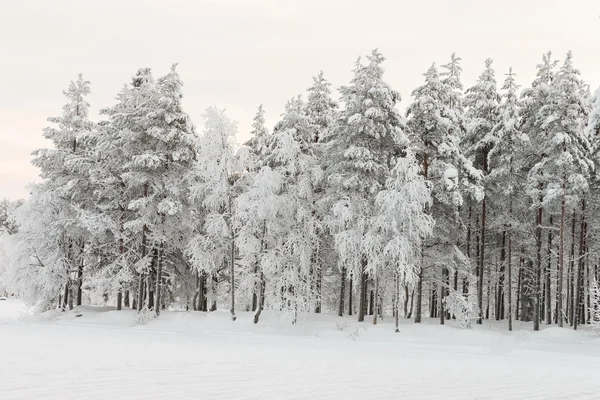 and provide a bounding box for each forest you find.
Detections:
[1,48,599,332]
